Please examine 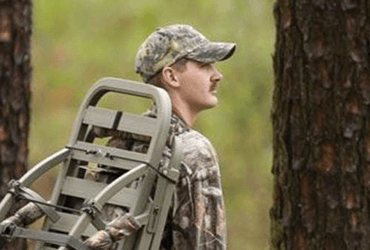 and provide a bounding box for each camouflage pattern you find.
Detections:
[1,202,44,227]
[84,230,113,250]
[85,112,227,250]
[164,114,227,250]
[135,24,236,82]
[85,214,141,250]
